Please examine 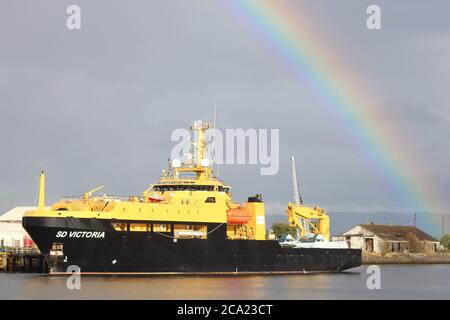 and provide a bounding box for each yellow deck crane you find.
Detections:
[285,156,330,241]
[82,185,106,200]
